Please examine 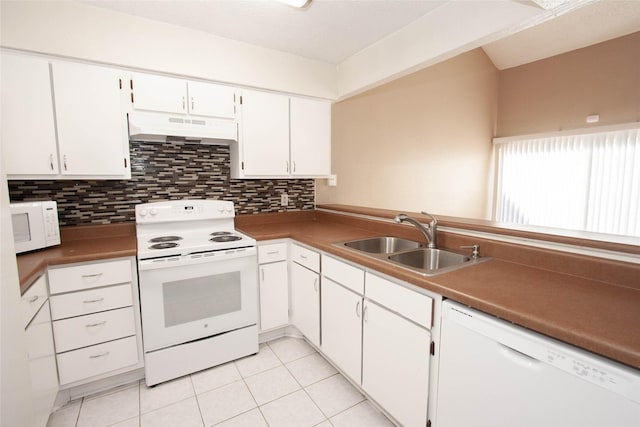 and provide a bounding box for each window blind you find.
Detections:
[494,126,640,237]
